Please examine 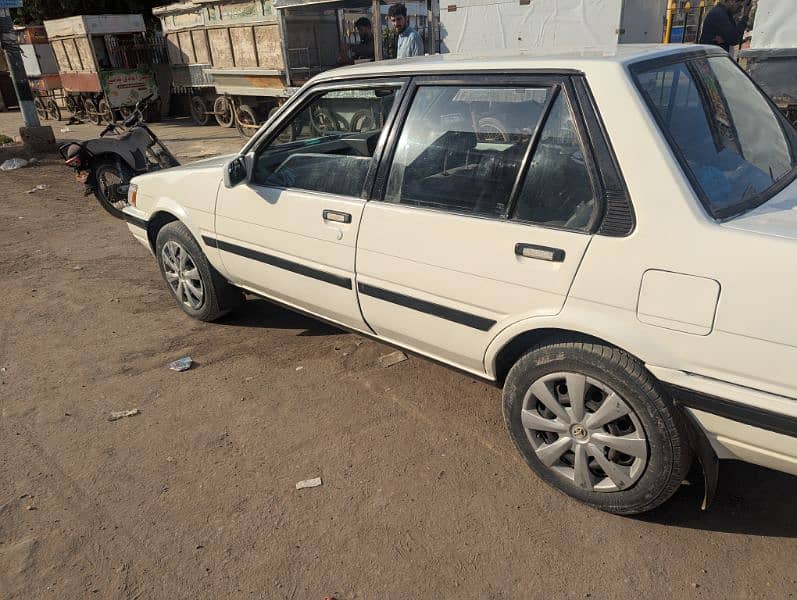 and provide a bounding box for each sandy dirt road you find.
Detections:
[0,111,796,599]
